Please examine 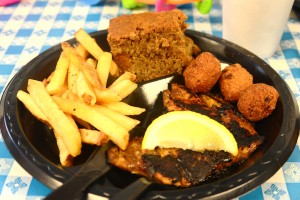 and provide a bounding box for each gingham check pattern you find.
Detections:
[0,0,299,199]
